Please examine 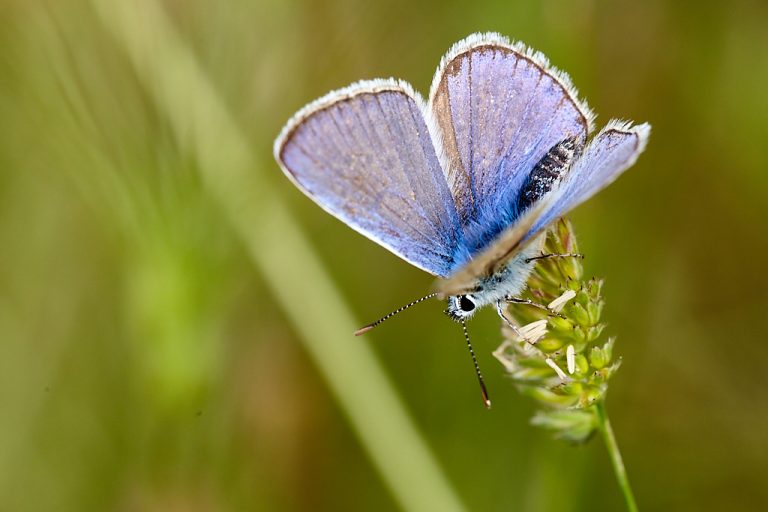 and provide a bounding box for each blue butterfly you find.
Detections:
[274,33,649,406]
